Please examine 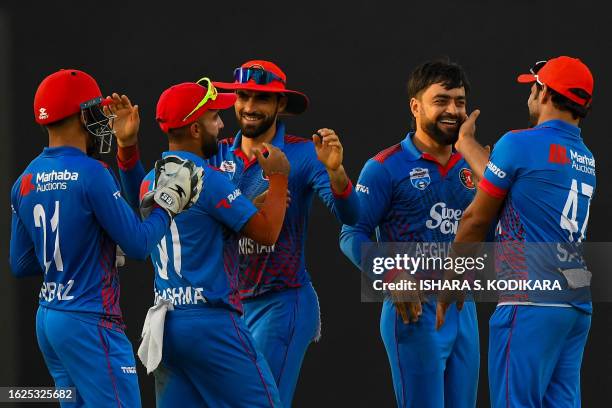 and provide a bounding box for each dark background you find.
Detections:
[1,1,610,406]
